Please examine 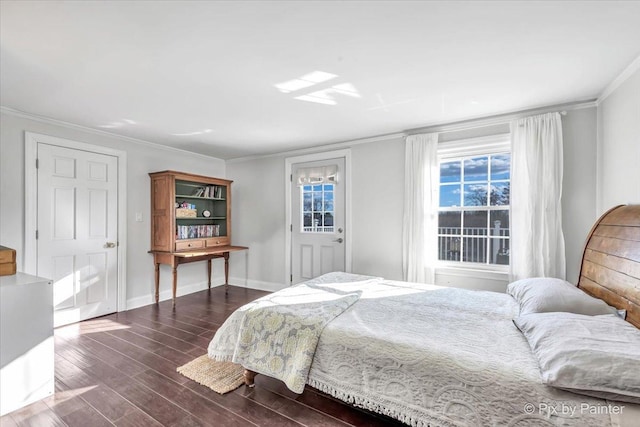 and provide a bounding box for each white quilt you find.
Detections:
[208,274,375,392]
[209,272,636,426]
